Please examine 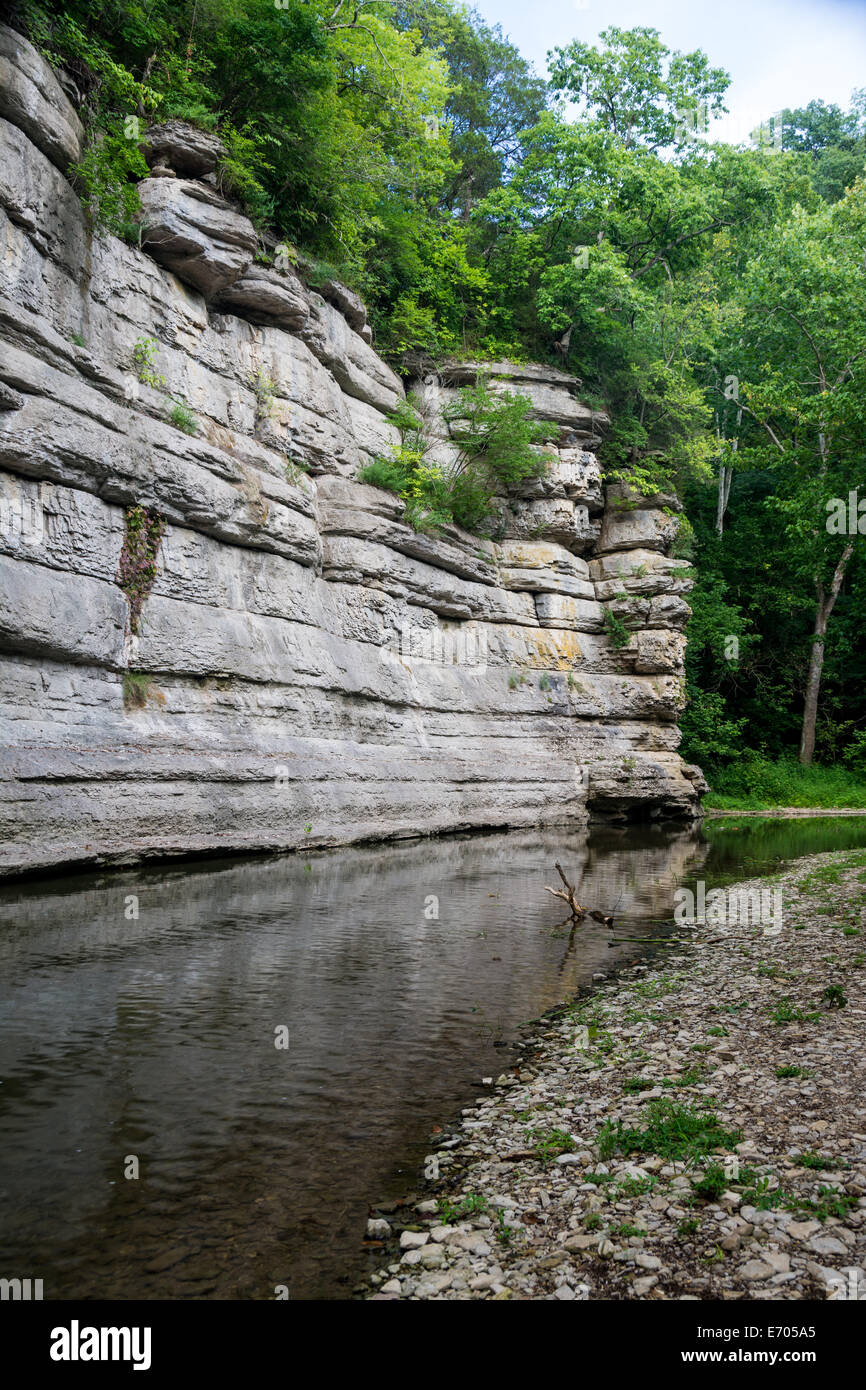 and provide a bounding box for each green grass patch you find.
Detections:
[703,756,866,810]
[437,1192,488,1222]
[526,1127,577,1163]
[597,1100,741,1164]
[768,997,821,1025]
[691,1161,729,1201]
